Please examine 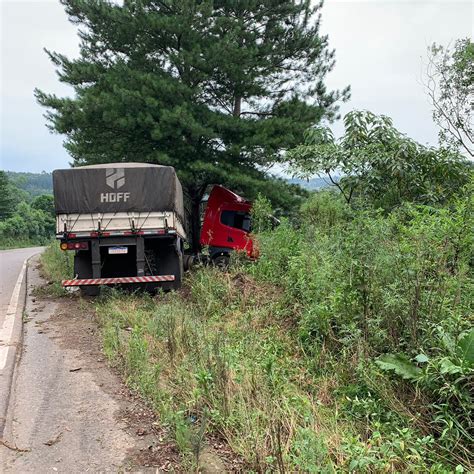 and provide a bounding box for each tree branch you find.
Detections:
[327,171,352,204]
